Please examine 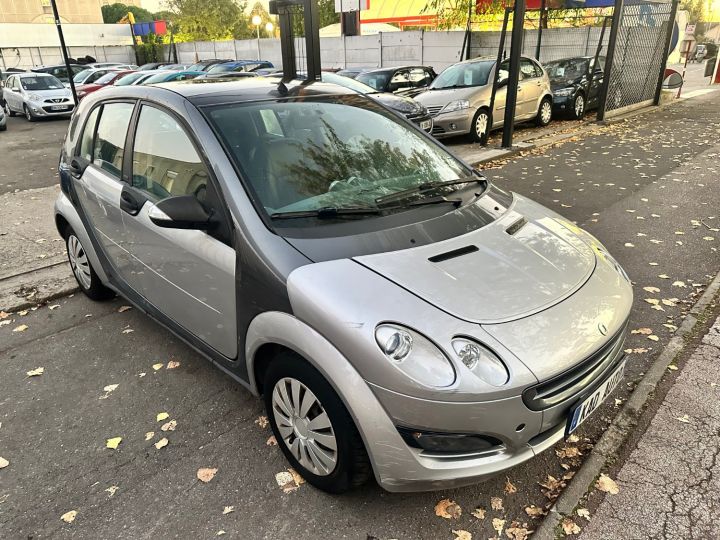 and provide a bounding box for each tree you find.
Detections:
[101,2,156,23]
[165,0,246,41]
[681,0,706,24]
[291,0,339,36]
